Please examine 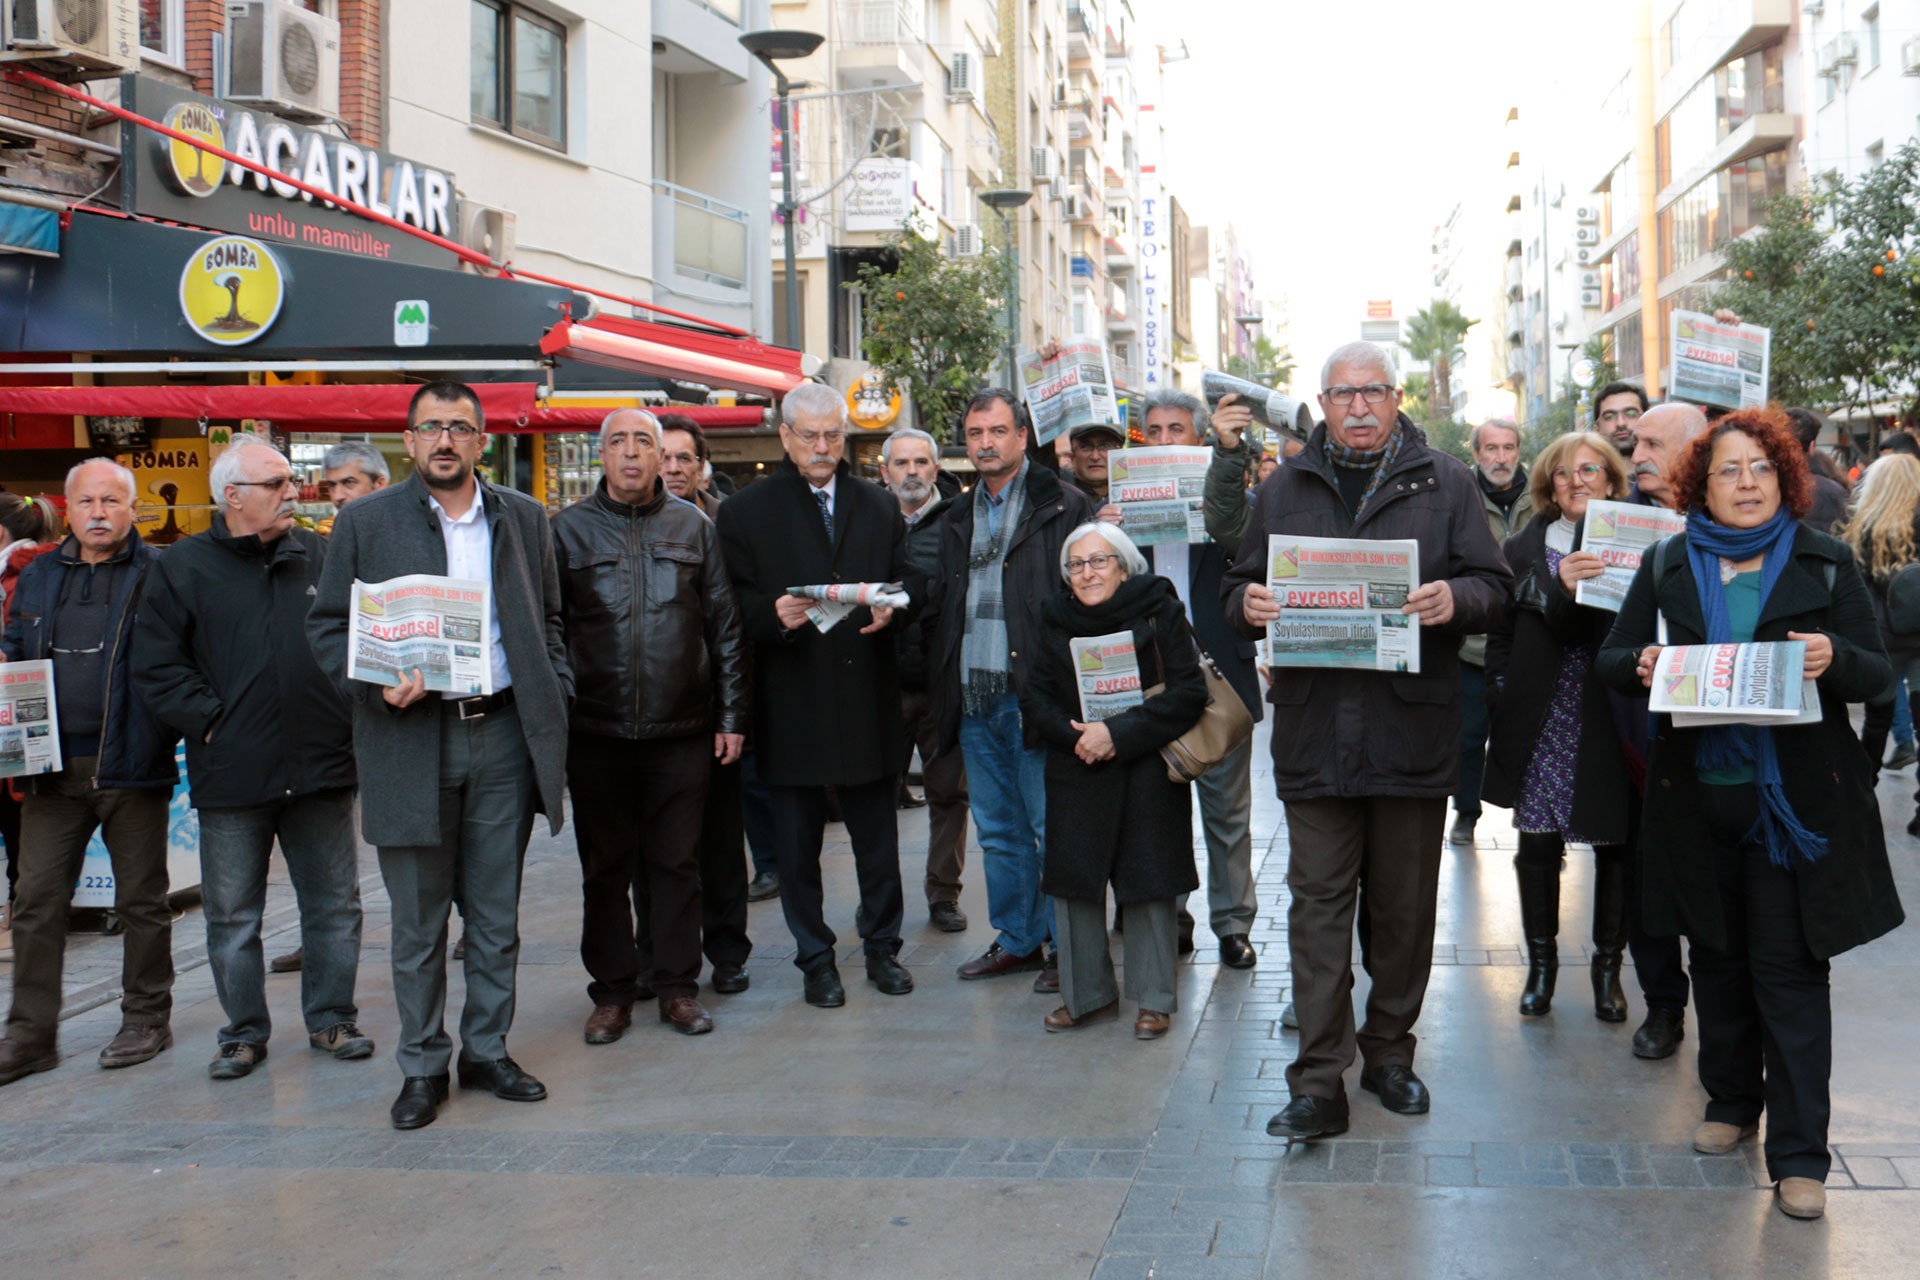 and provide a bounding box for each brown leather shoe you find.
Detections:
[1776,1177,1827,1220]
[0,1037,58,1087]
[583,1004,632,1045]
[956,943,1045,980]
[1134,1009,1171,1041]
[98,1024,172,1069]
[1692,1119,1759,1155]
[1043,1001,1118,1032]
[658,996,714,1036]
